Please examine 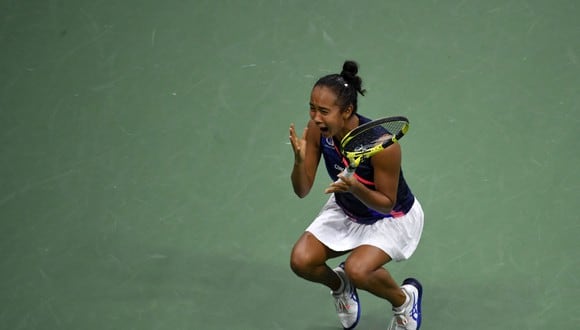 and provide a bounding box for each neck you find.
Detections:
[337,114,359,141]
